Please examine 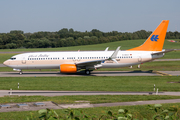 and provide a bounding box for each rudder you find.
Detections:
[128,20,169,51]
